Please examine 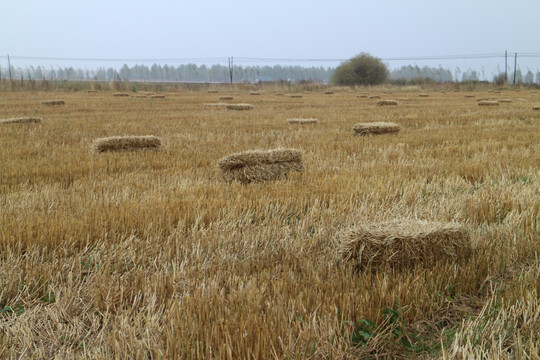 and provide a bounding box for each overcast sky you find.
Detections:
[2,0,540,77]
